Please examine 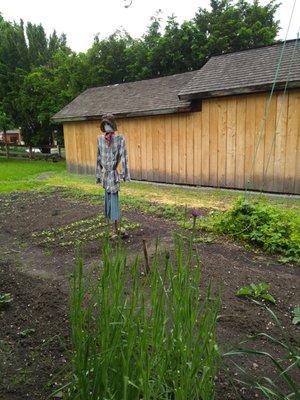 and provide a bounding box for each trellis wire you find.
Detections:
[244,0,298,195]
[261,29,299,193]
